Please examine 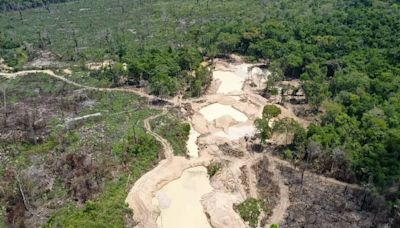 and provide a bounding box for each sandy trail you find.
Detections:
[266,158,289,226]
[144,110,174,159]
[246,163,258,198]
